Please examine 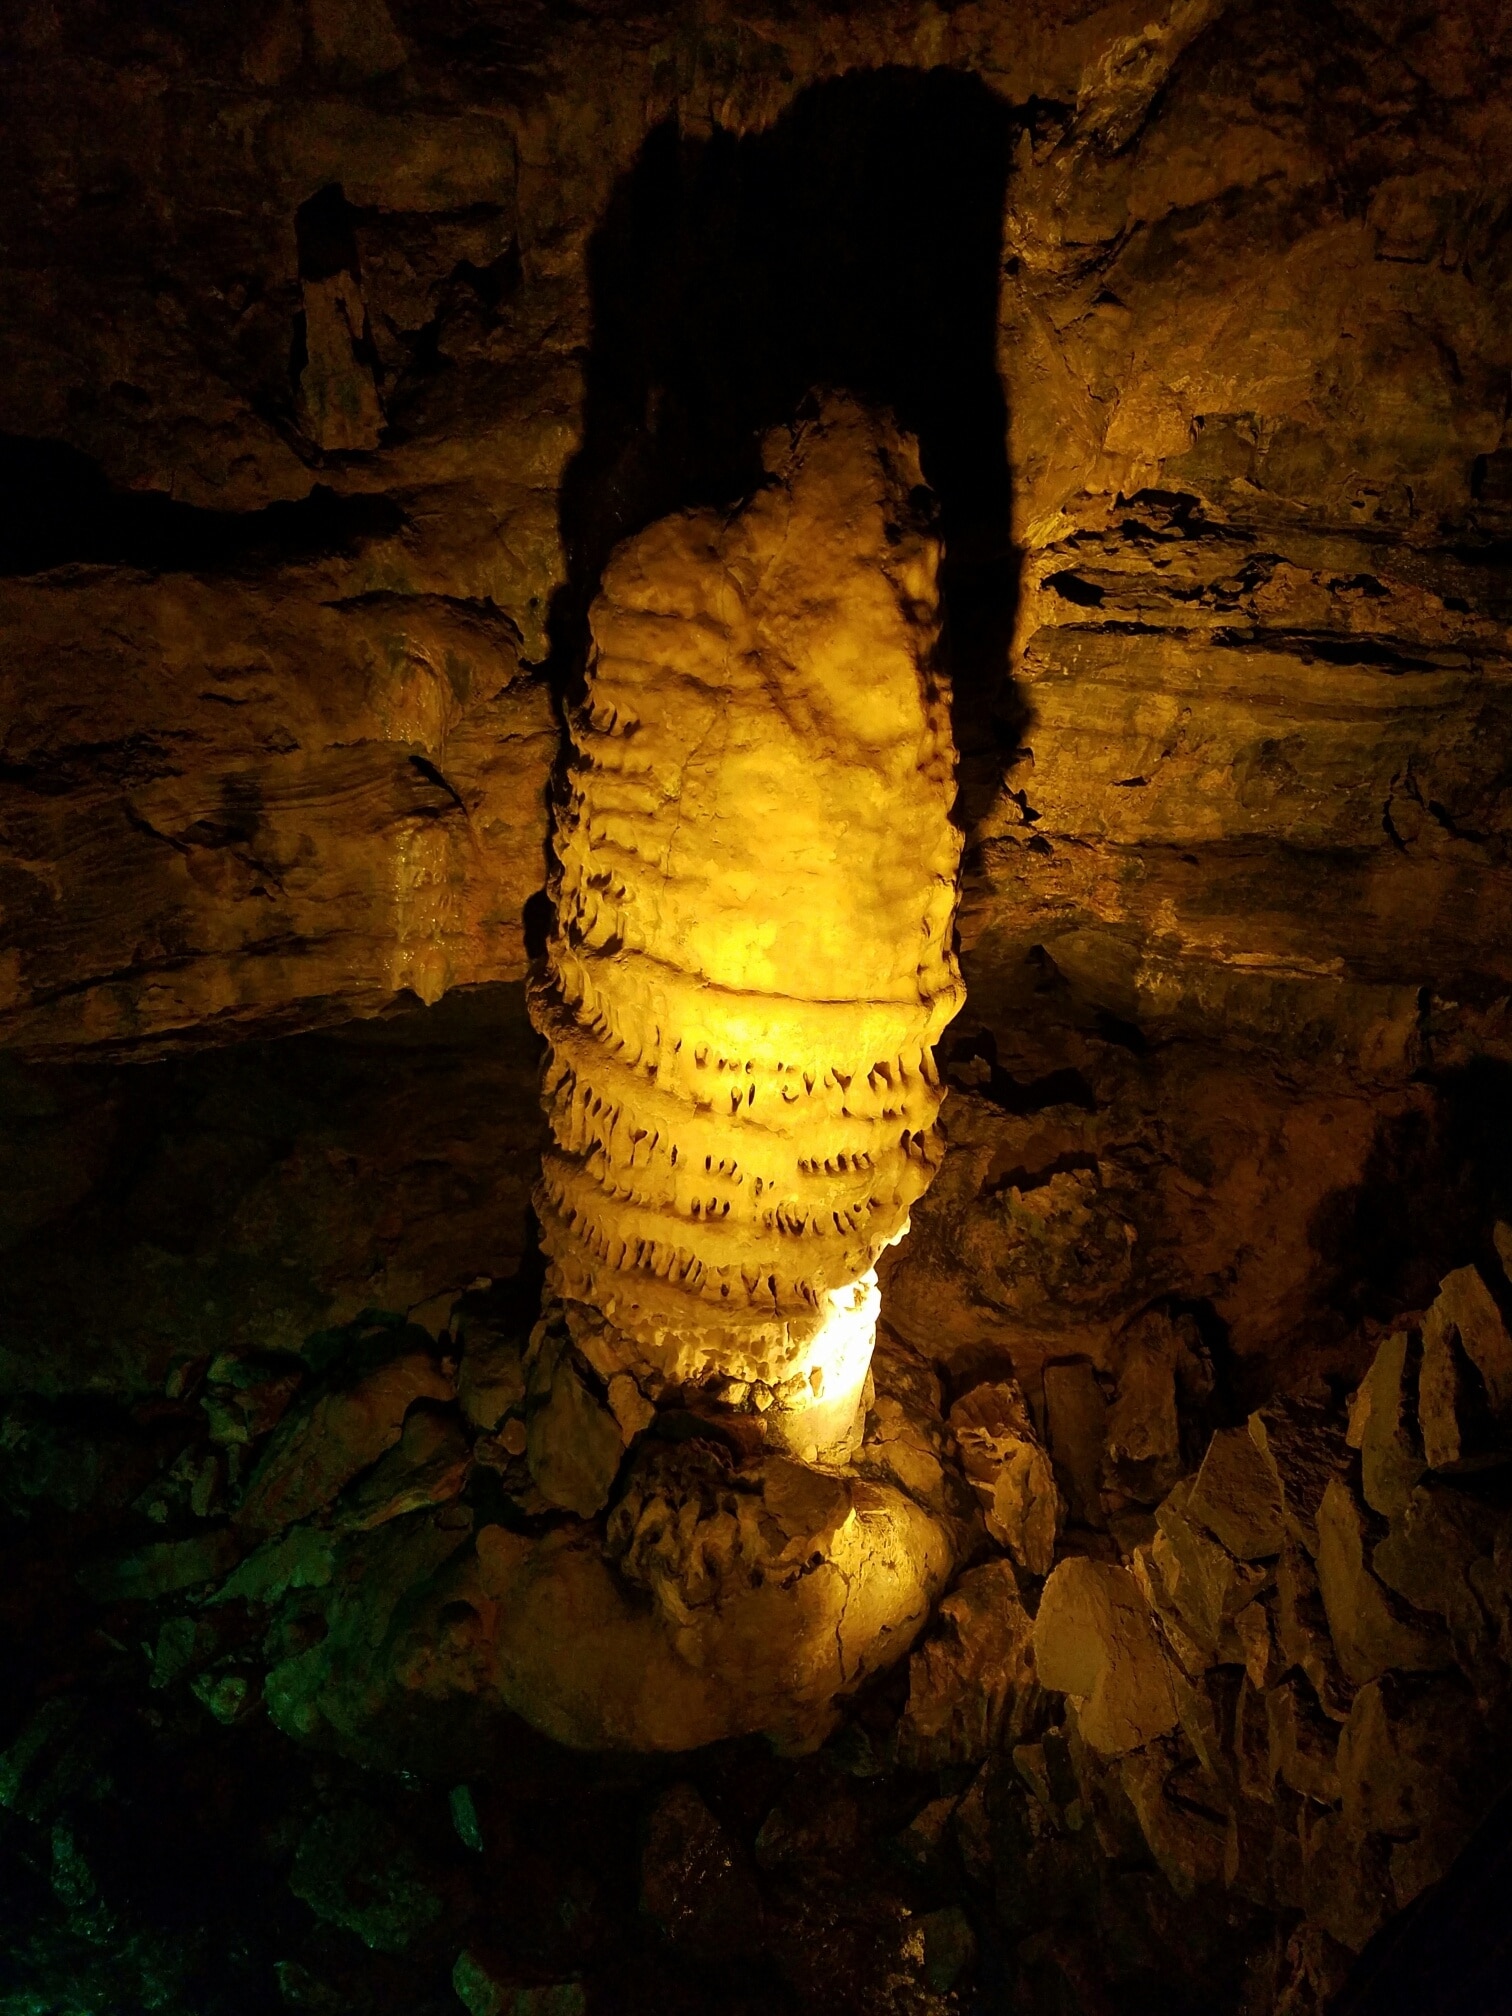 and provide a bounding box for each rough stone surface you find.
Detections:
[7,5,1512,2014]
[896,1561,1038,1768]
[947,1380,1059,1575]
[235,1341,454,1536]
[1032,1556,1179,1756]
